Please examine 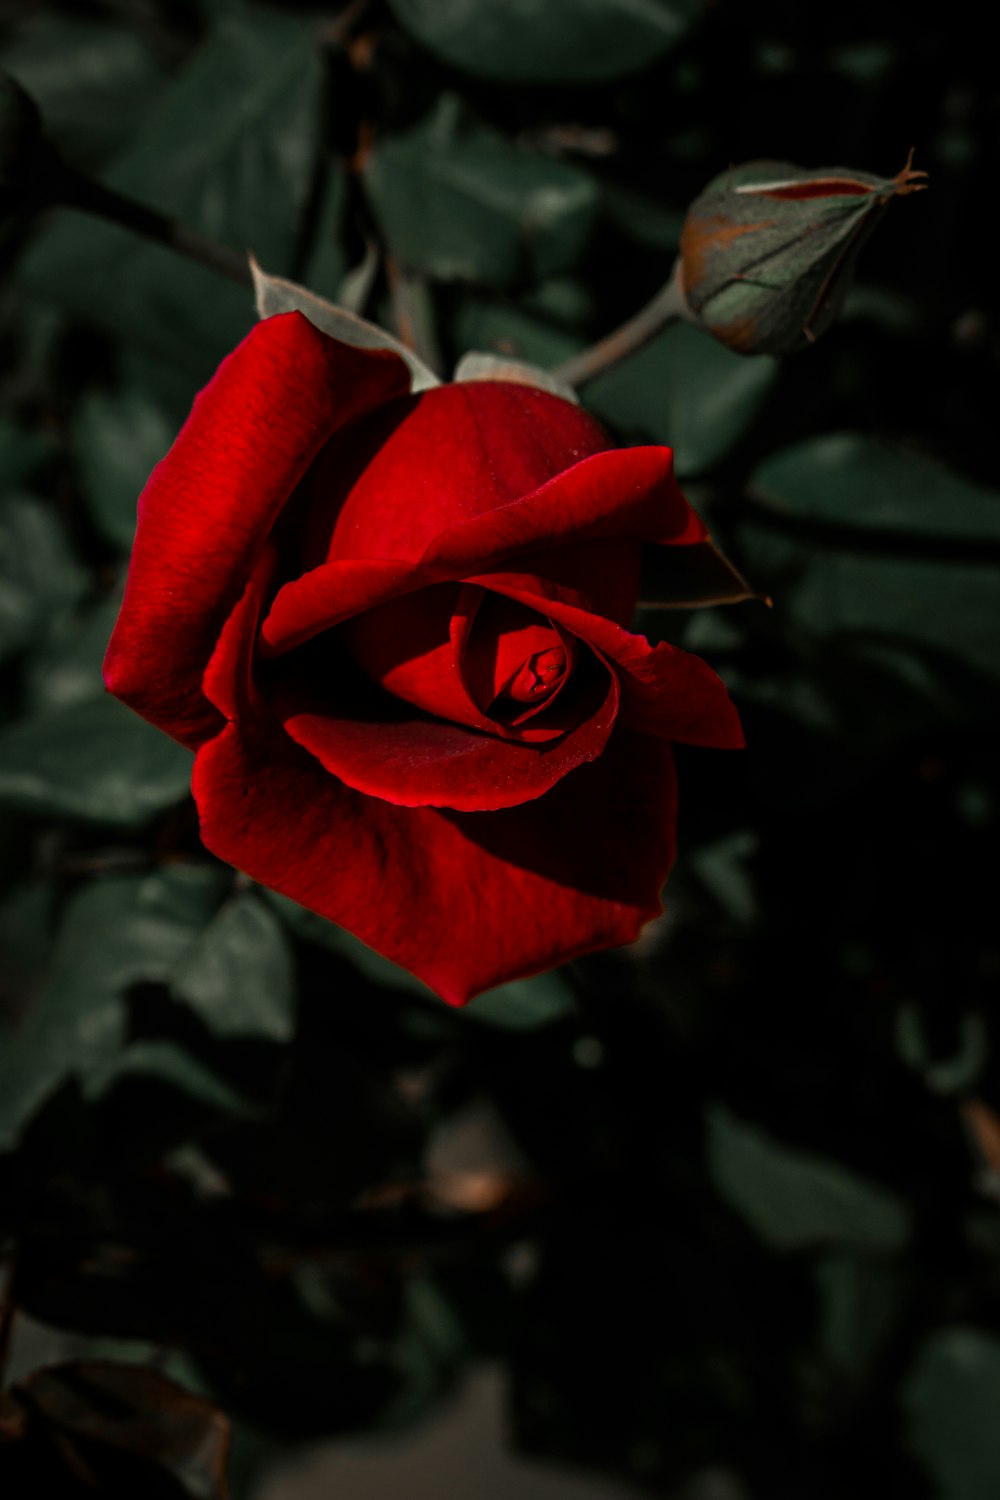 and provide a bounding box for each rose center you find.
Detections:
[501,645,569,704]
